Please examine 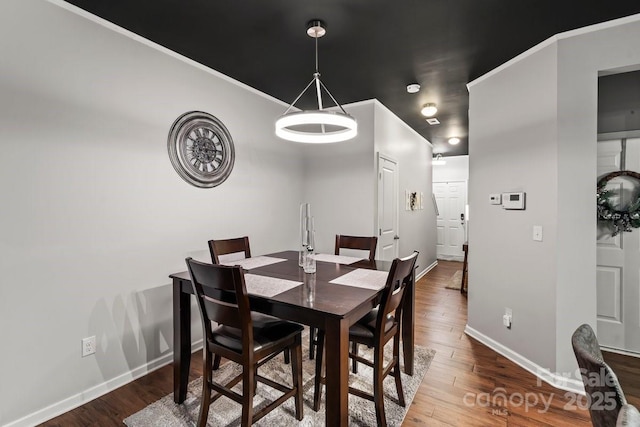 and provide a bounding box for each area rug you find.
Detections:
[445,270,463,290]
[124,336,434,427]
